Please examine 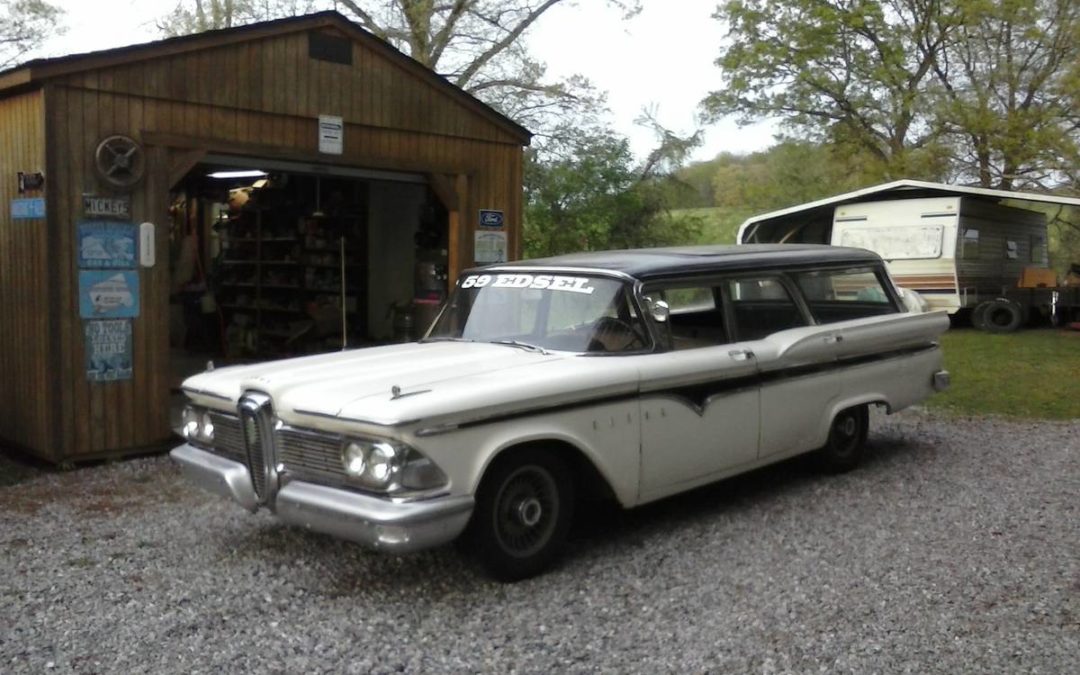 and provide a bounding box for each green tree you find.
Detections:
[711,141,876,211]
[929,0,1080,190]
[703,0,1080,189]
[0,0,64,68]
[703,0,956,178]
[524,121,703,258]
